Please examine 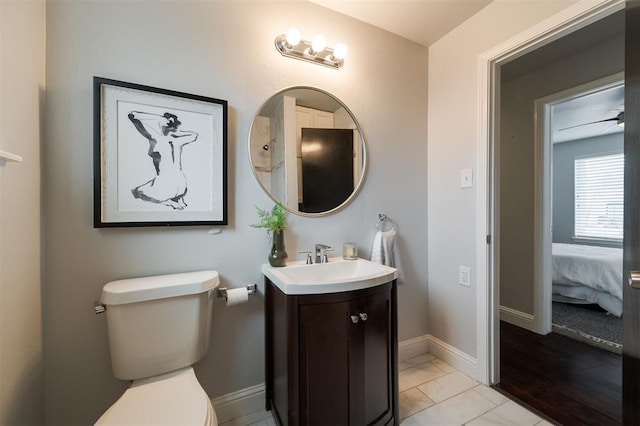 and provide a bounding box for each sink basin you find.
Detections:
[262,257,397,295]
